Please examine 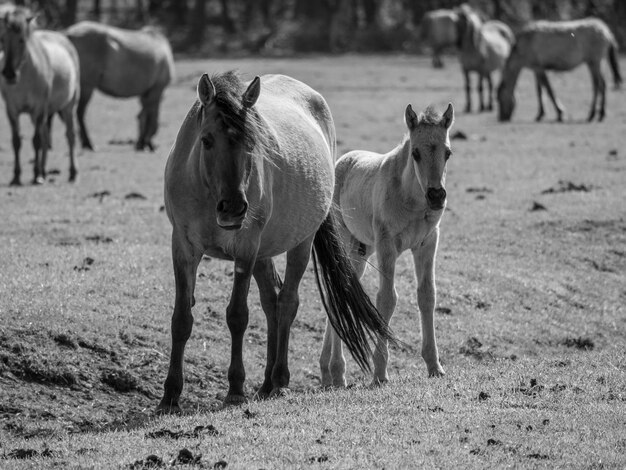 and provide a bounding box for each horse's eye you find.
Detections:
[412,148,421,161]
[201,135,214,149]
[445,149,452,161]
